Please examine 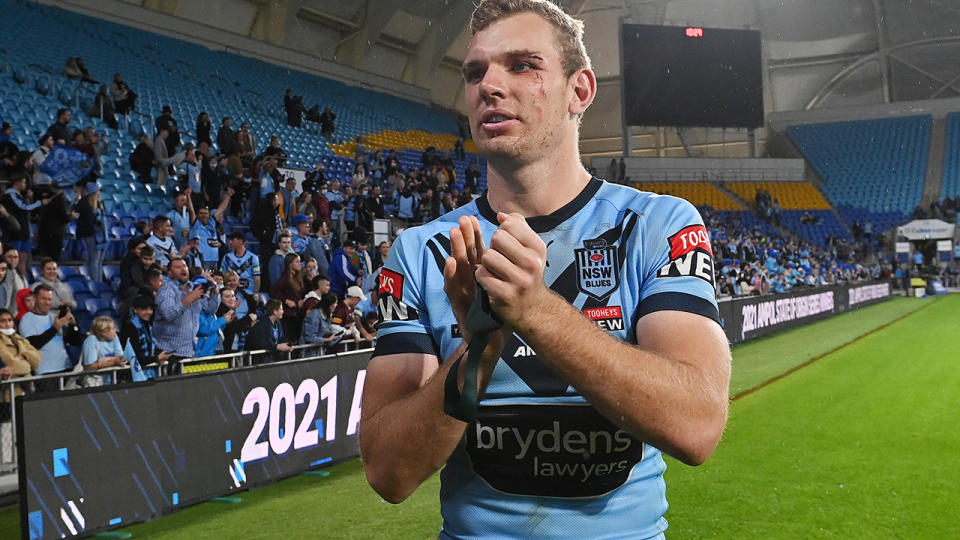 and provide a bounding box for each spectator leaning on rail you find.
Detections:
[33,258,77,310]
[20,284,82,385]
[246,298,292,363]
[217,285,256,353]
[154,257,220,364]
[81,316,126,387]
[196,295,234,358]
[120,295,169,379]
[0,308,41,402]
